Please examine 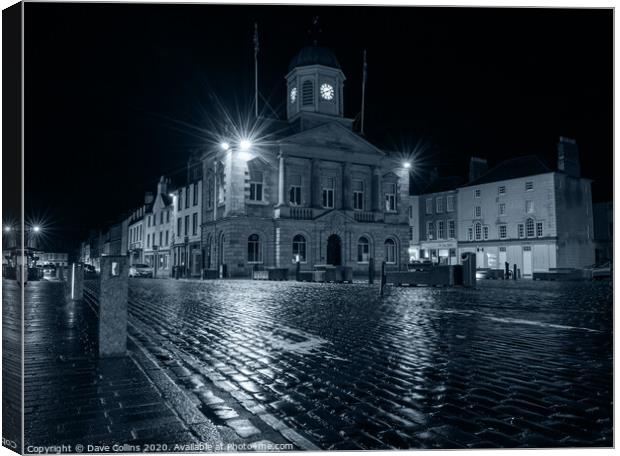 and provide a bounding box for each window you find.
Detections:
[247,234,262,263]
[250,171,263,201]
[448,220,456,239]
[518,223,525,238]
[483,226,489,240]
[147,215,151,227]
[498,186,506,195]
[159,232,162,246]
[147,233,151,248]
[302,80,314,106]
[426,221,434,240]
[437,220,445,240]
[193,184,199,206]
[322,178,334,208]
[184,215,189,236]
[426,198,433,214]
[409,206,413,219]
[357,237,370,263]
[185,186,190,209]
[499,225,507,239]
[467,227,473,241]
[526,218,535,237]
[474,189,481,198]
[192,213,198,235]
[474,206,482,218]
[526,200,534,214]
[207,178,214,208]
[353,180,364,210]
[384,239,396,264]
[409,226,414,241]
[177,218,182,237]
[153,214,157,226]
[385,183,396,211]
[160,212,163,224]
[499,203,506,216]
[289,175,301,206]
[446,195,455,212]
[536,222,543,237]
[166,211,170,223]
[178,189,183,210]
[474,222,482,241]
[165,230,169,246]
[525,181,534,191]
[292,234,307,262]
[436,197,444,213]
